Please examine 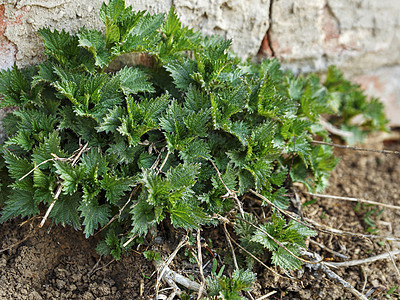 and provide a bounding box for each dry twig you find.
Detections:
[88,258,115,276]
[306,192,400,210]
[256,291,278,300]
[210,159,245,218]
[222,222,239,270]
[154,236,206,297]
[215,215,286,279]
[324,250,400,268]
[303,251,368,300]
[196,230,206,299]
[385,242,400,282]
[311,140,400,156]
[0,231,35,253]
[39,142,89,228]
[304,217,400,241]
[319,118,354,138]
[309,239,349,259]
